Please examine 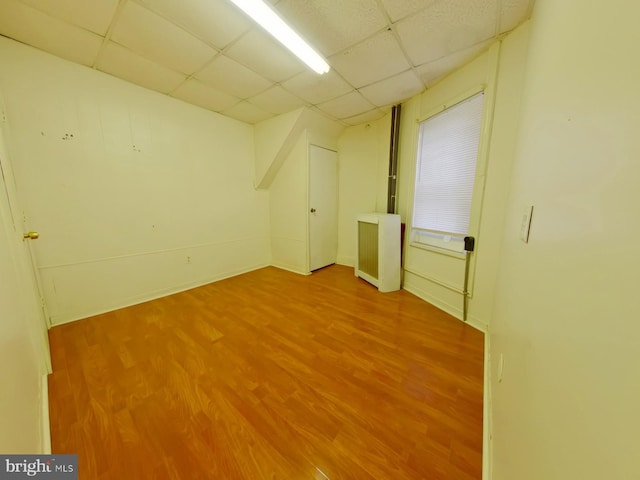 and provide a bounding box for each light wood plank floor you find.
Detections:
[48,265,484,479]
